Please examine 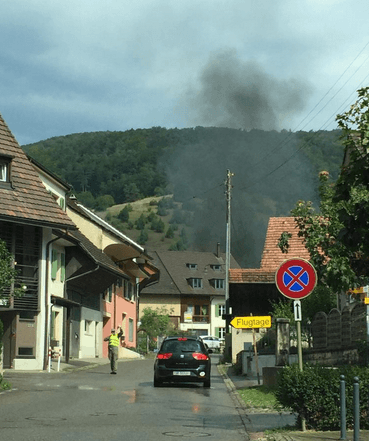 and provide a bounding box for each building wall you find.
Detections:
[139,295,181,318]
[210,298,226,337]
[80,306,103,358]
[103,286,137,358]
